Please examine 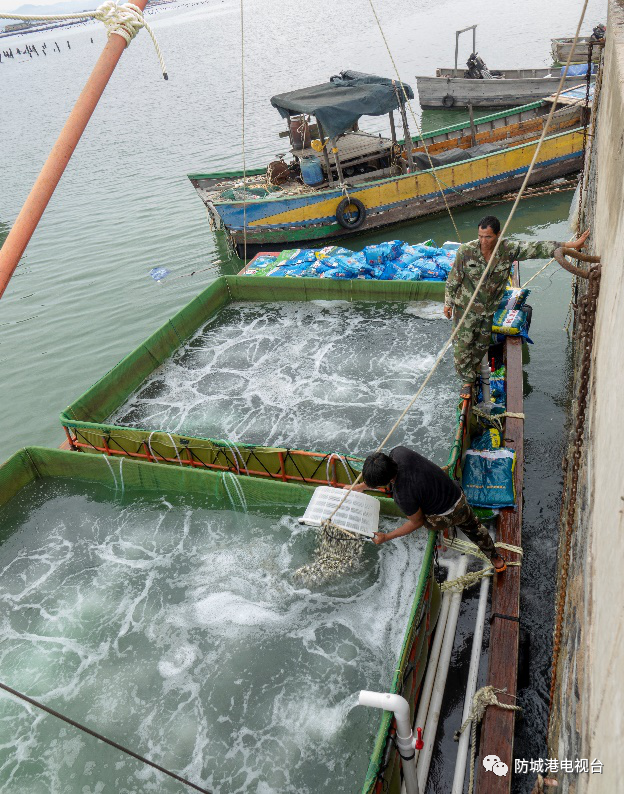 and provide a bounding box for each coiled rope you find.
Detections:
[454,685,522,794]
[440,536,523,592]
[0,1,168,79]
